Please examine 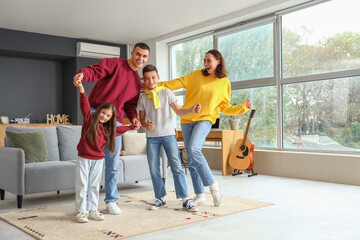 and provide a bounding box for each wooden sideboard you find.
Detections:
[0,124,73,147]
[176,129,243,176]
